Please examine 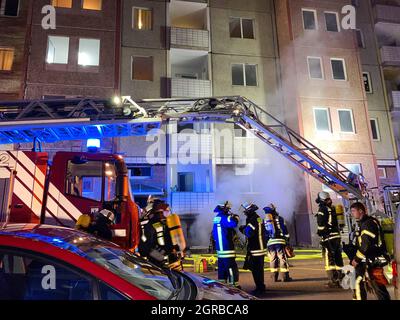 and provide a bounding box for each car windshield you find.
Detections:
[75,241,176,300]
